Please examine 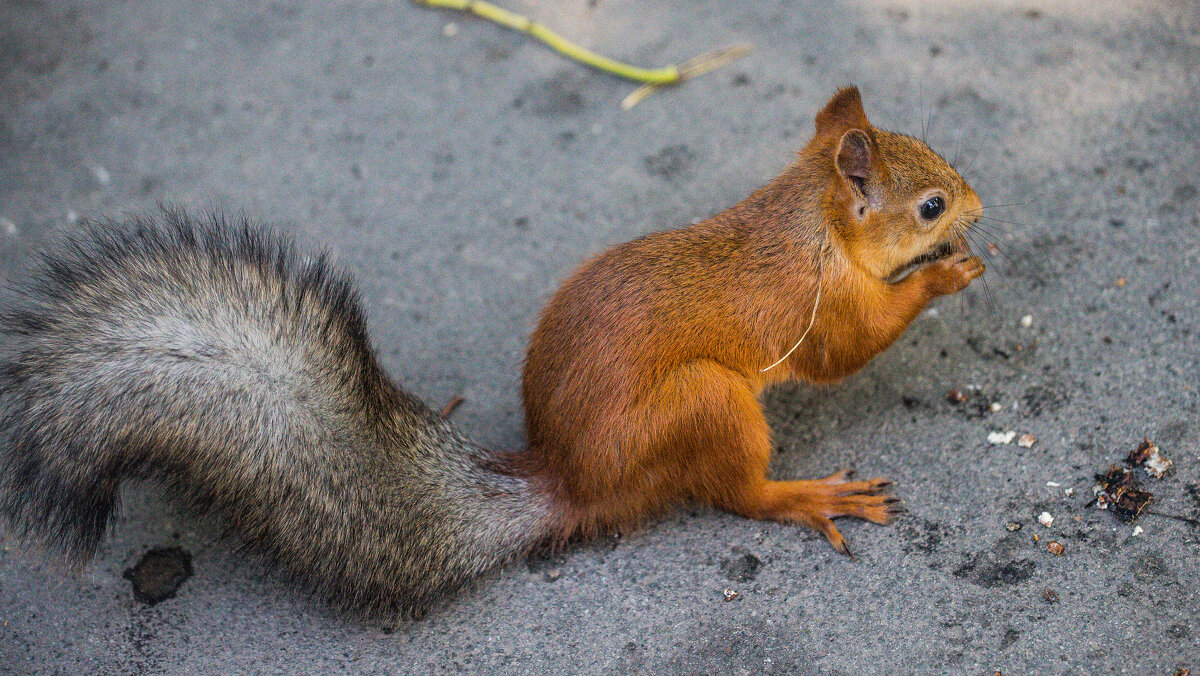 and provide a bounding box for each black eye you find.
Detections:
[919,196,945,221]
